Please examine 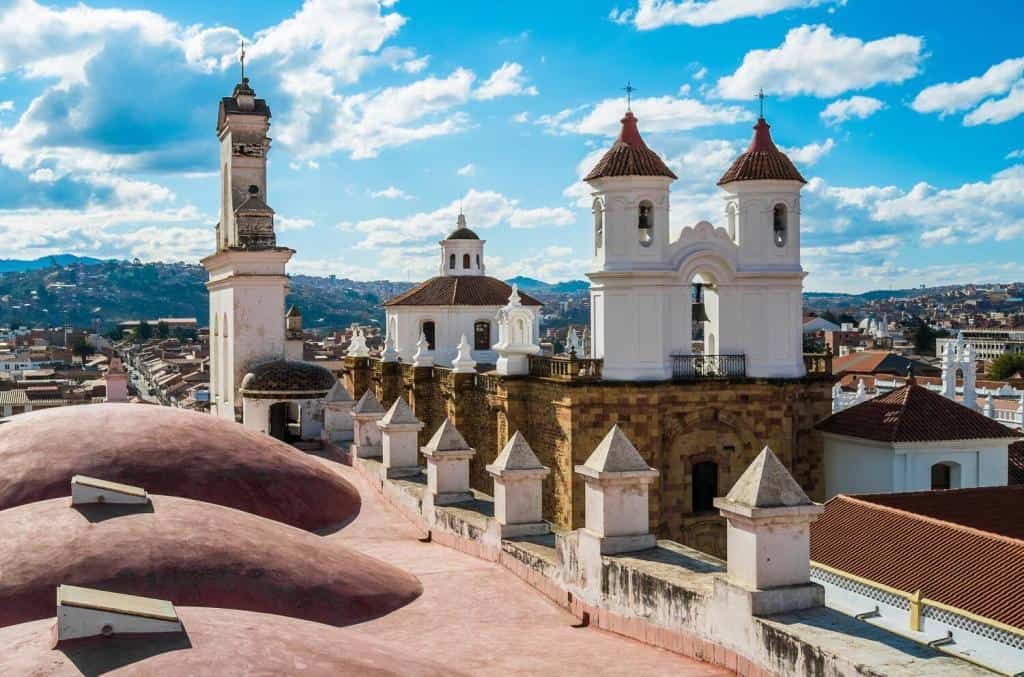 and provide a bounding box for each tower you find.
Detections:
[202,70,294,419]
[438,213,486,276]
[941,332,977,410]
[585,108,807,381]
